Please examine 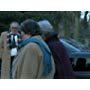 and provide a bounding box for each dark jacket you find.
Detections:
[45,32,75,79]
